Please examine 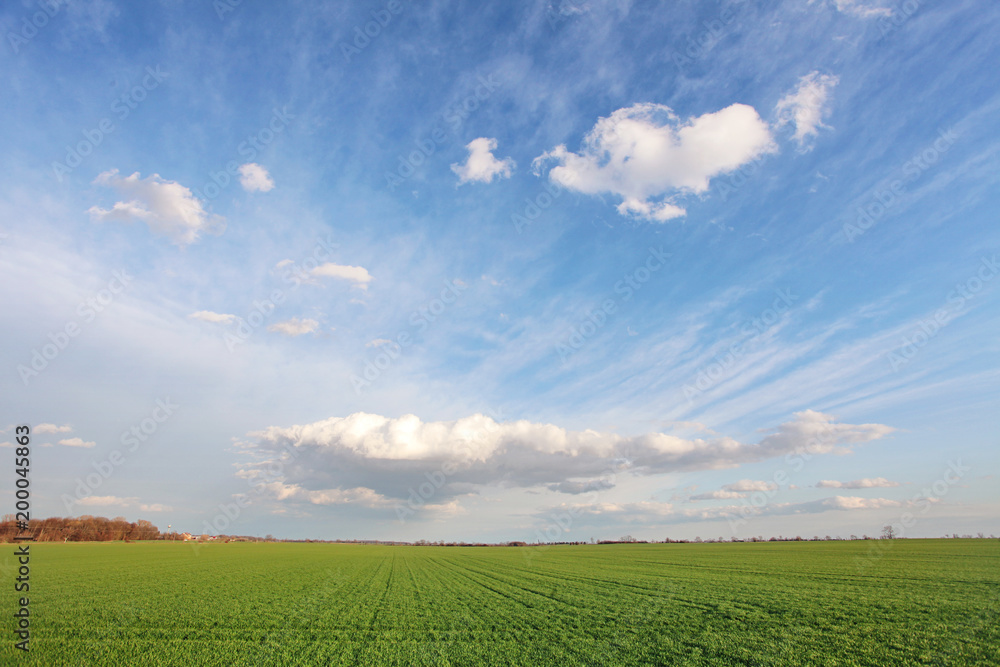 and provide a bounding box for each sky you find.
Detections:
[1,0,998,543]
